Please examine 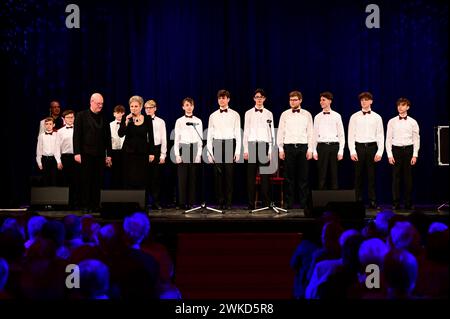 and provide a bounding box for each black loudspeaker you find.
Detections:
[306,190,365,220]
[30,187,69,209]
[100,189,146,219]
